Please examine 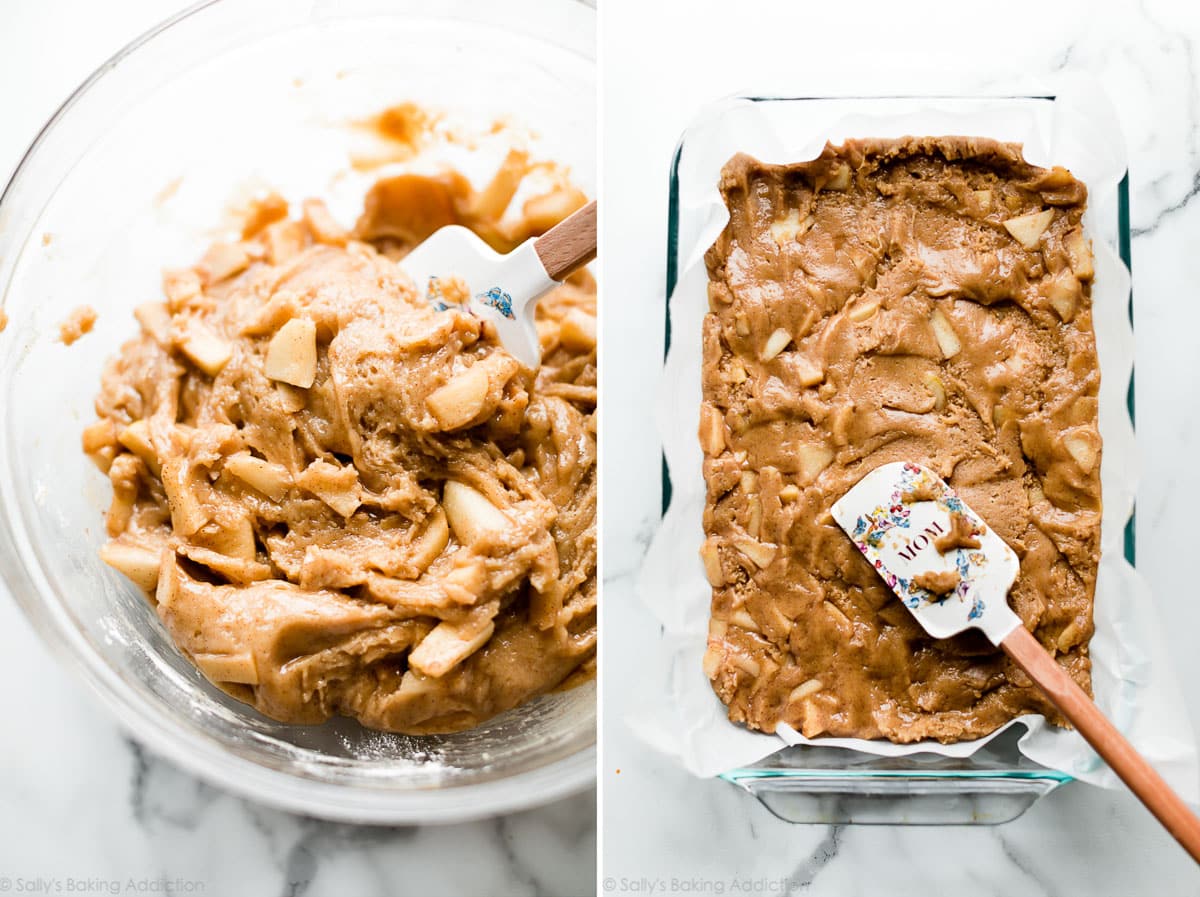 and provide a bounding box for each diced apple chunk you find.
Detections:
[409,614,495,677]
[761,328,792,361]
[100,541,162,592]
[298,460,361,517]
[923,372,947,411]
[779,484,800,502]
[847,298,880,322]
[1064,227,1094,281]
[824,599,852,630]
[117,420,162,477]
[442,480,510,546]
[702,645,723,679]
[442,557,487,603]
[703,620,728,678]
[1056,618,1088,652]
[789,678,823,704]
[727,649,761,678]
[427,363,490,430]
[395,668,438,700]
[160,456,209,536]
[180,325,233,376]
[408,508,450,572]
[830,402,855,446]
[134,302,171,346]
[198,241,250,284]
[1046,271,1081,322]
[824,164,852,191]
[82,418,116,455]
[729,609,759,632]
[769,209,813,245]
[699,538,724,587]
[468,148,528,220]
[427,355,518,431]
[163,269,202,309]
[82,419,117,472]
[973,189,993,212]
[264,317,317,388]
[262,219,309,266]
[929,307,961,358]
[732,537,777,569]
[224,452,292,501]
[194,513,257,562]
[301,199,348,246]
[275,383,307,413]
[522,187,588,234]
[1003,208,1055,249]
[559,308,596,352]
[794,356,824,387]
[698,404,726,456]
[177,543,271,584]
[535,319,560,354]
[746,496,763,539]
[1063,428,1100,473]
[796,443,834,483]
[106,467,136,535]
